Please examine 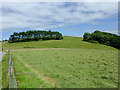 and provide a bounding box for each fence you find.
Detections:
[8,49,18,89]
